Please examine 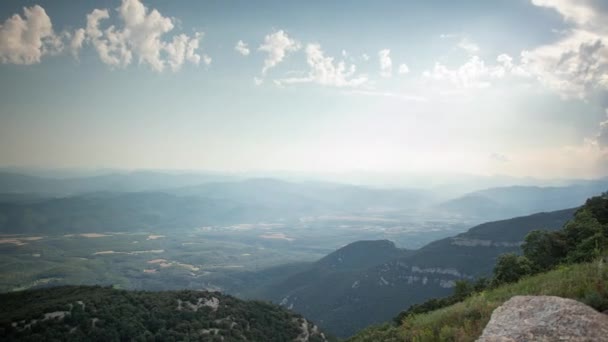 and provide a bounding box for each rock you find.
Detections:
[477,296,608,342]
